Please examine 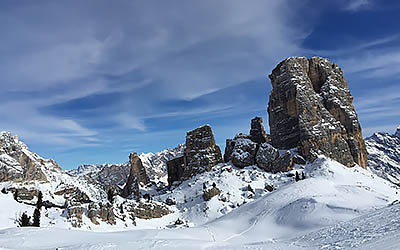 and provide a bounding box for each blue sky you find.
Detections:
[1,0,399,169]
